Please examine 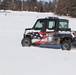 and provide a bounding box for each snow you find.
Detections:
[0,11,76,75]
